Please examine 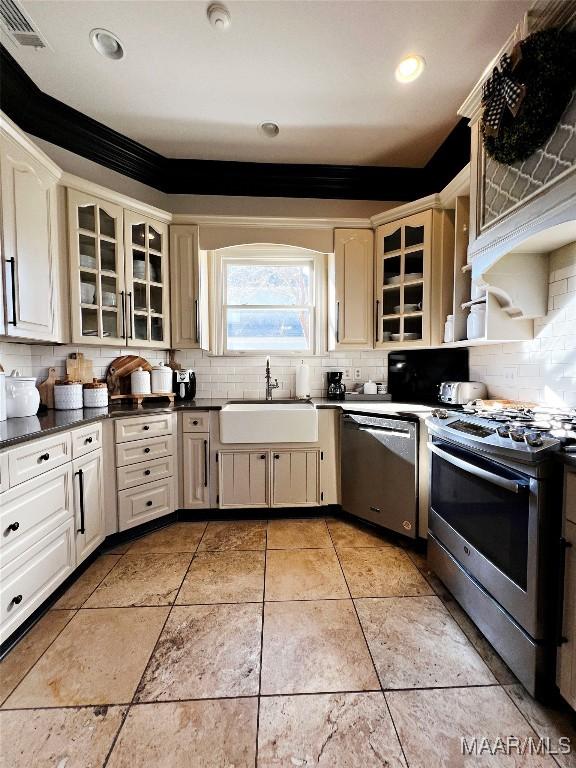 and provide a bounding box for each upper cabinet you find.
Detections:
[68,189,170,348]
[328,229,374,350]
[169,224,210,350]
[1,119,62,342]
[374,209,454,348]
